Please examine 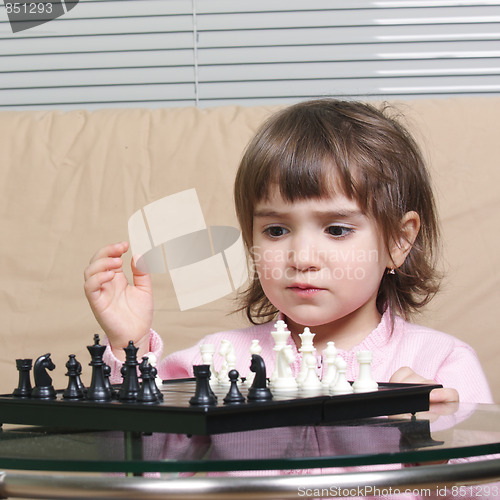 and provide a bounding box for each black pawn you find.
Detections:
[13,359,32,398]
[87,334,112,401]
[63,355,84,400]
[137,357,158,403]
[189,364,217,406]
[118,341,140,401]
[149,364,164,401]
[223,370,245,405]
